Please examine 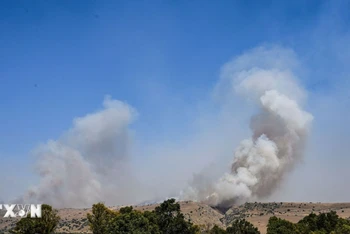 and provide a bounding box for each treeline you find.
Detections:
[87,199,350,234]
[87,199,260,234]
[266,210,350,234]
[87,198,200,234]
[8,199,350,234]
[204,210,350,234]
